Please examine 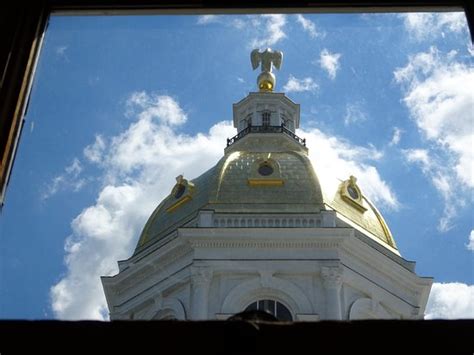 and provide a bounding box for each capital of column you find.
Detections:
[321,265,343,288]
[190,266,213,286]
